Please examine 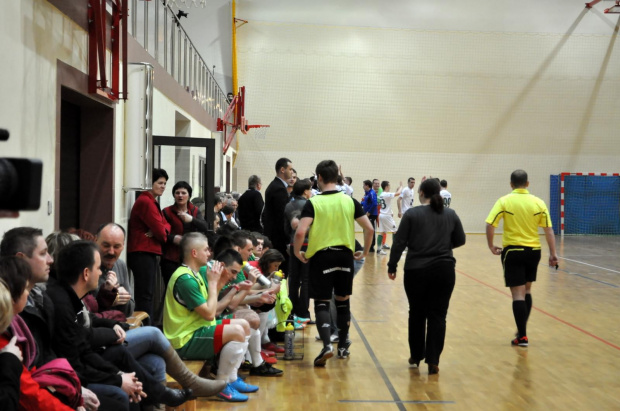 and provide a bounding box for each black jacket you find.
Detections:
[238,188,264,233]
[46,282,122,387]
[261,177,290,253]
[19,285,57,368]
[0,352,21,411]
